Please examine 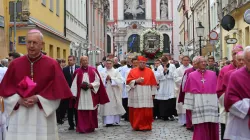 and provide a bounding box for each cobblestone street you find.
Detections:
[58,118,193,140]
